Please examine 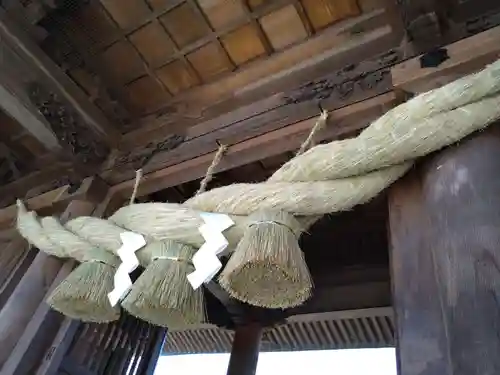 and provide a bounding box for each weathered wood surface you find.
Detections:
[99,19,500,197]
[110,92,396,198]
[58,314,166,375]
[0,163,74,208]
[2,9,500,204]
[0,7,116,172]
[392,24,500,94]
[103,48,398,185]
[226,324,263,375]
[0,8,118,141]
[124,9,395,142]
[0,176,109,229]
[389,124,500,375]
[0,238,36,309]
